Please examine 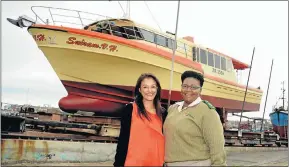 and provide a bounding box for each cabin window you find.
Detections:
[167,38,173,49]
[184,44,190,52]
[192,47,198,61]
[139,28,155,43]
[208,52,214,67]
[111,25,125,38]
[123,26,137,39]
[200,49,207,64]
[227,59,233,72]
[184,44,190,57]
[196,48,200,62]
[167,39,177,50]
[177,42,186,51]
[156,35,167,47]
[214,54,221,69]
[221,57,227,71]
